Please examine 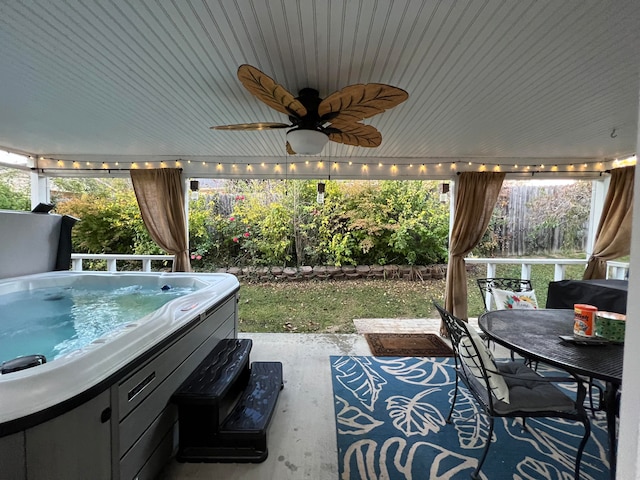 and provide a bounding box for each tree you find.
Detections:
[53,178,161,255]
[475,180,591,256]
[0,168,30,210]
